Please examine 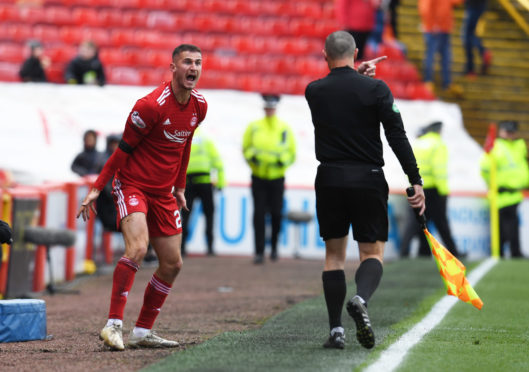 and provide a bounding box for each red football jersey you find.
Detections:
[94,81,207,195]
